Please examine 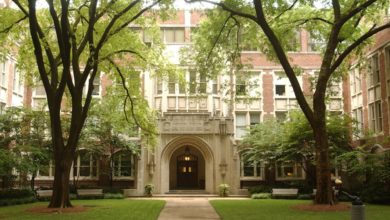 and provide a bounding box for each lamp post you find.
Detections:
[341,191,365,220]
